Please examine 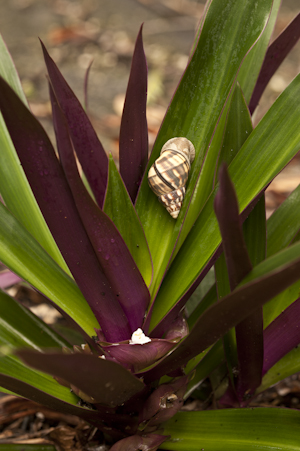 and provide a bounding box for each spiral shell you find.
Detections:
[148,137,195,218]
